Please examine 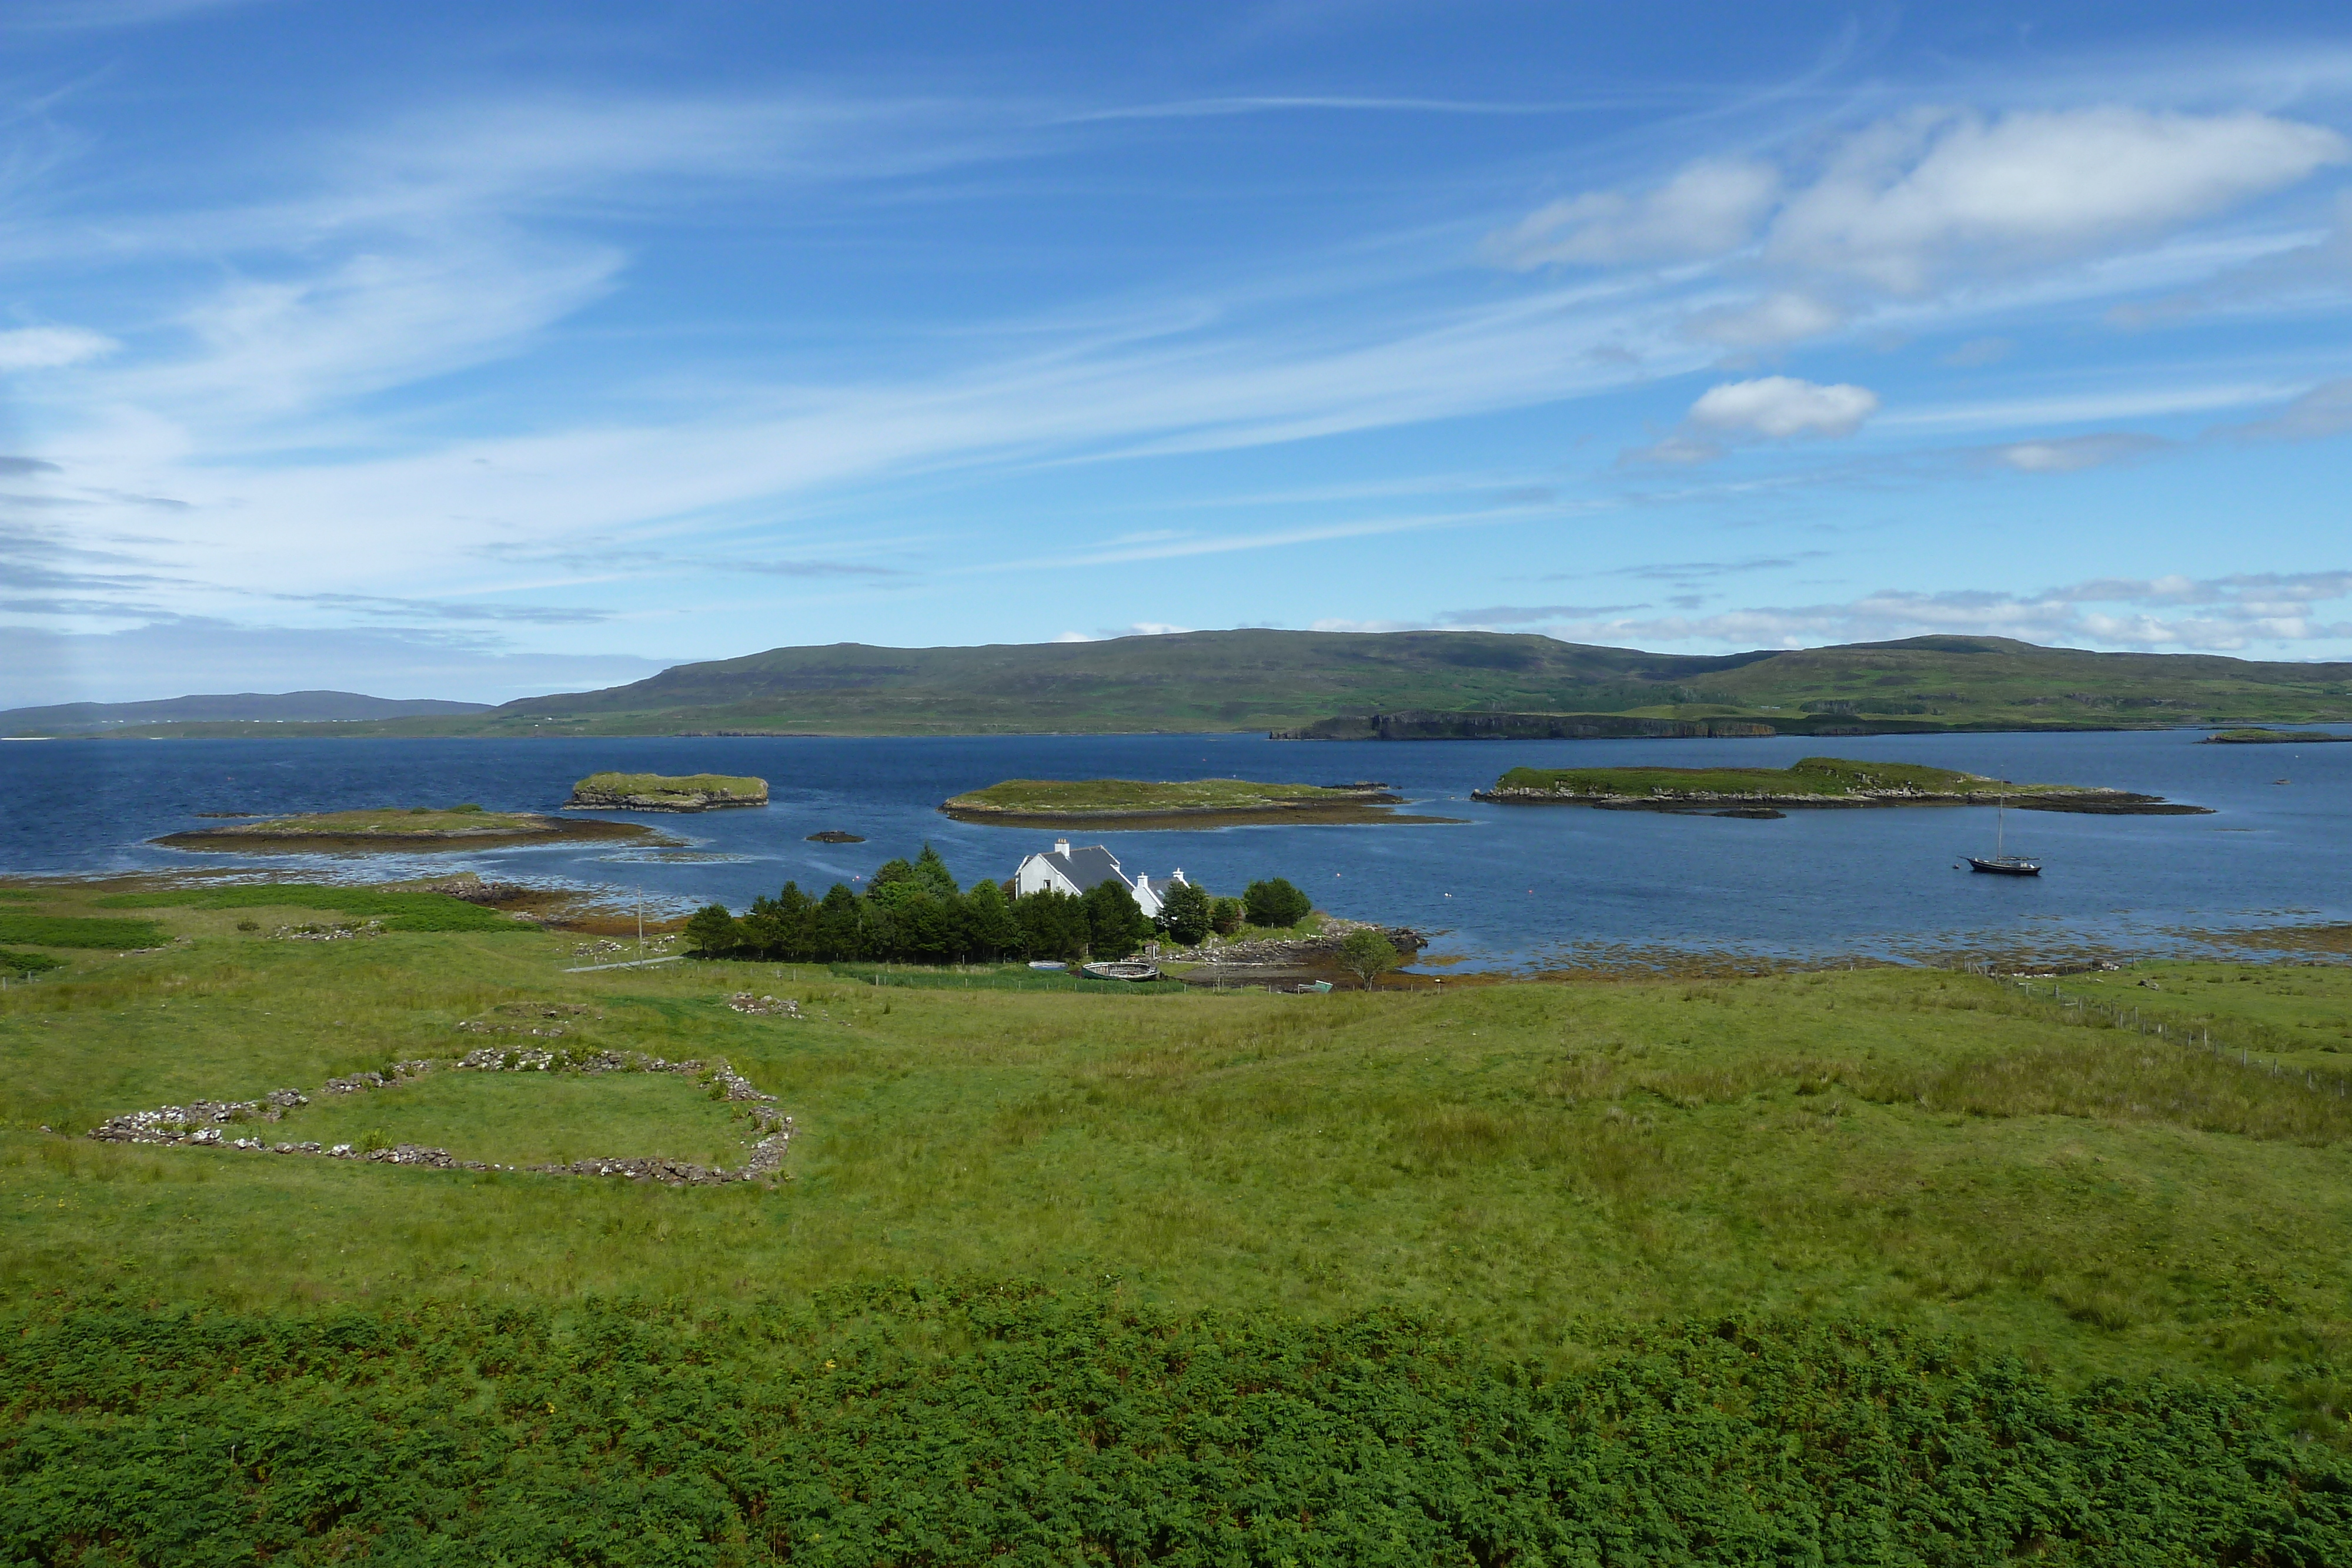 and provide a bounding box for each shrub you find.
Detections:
[1,948,66,977]
[1337,927,1401,989]
[1211,896,1245,935]
[1243,877,1312,929]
